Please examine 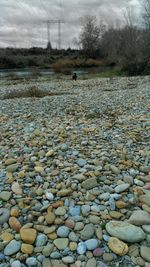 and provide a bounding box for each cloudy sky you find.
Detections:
[0,0,142,48]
